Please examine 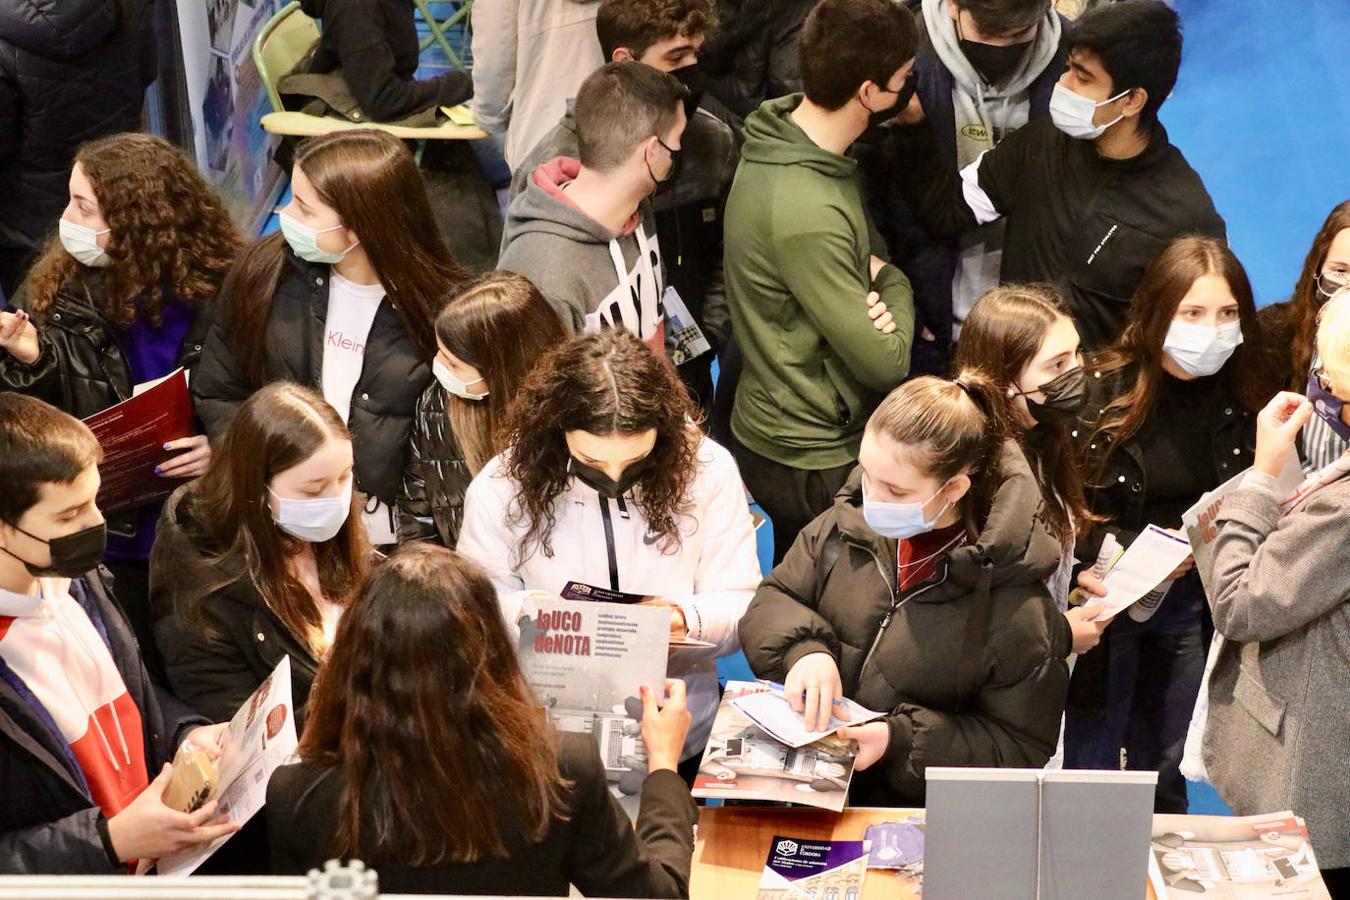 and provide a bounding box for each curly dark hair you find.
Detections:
[24,133,242,327]
[500,329,701,565]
